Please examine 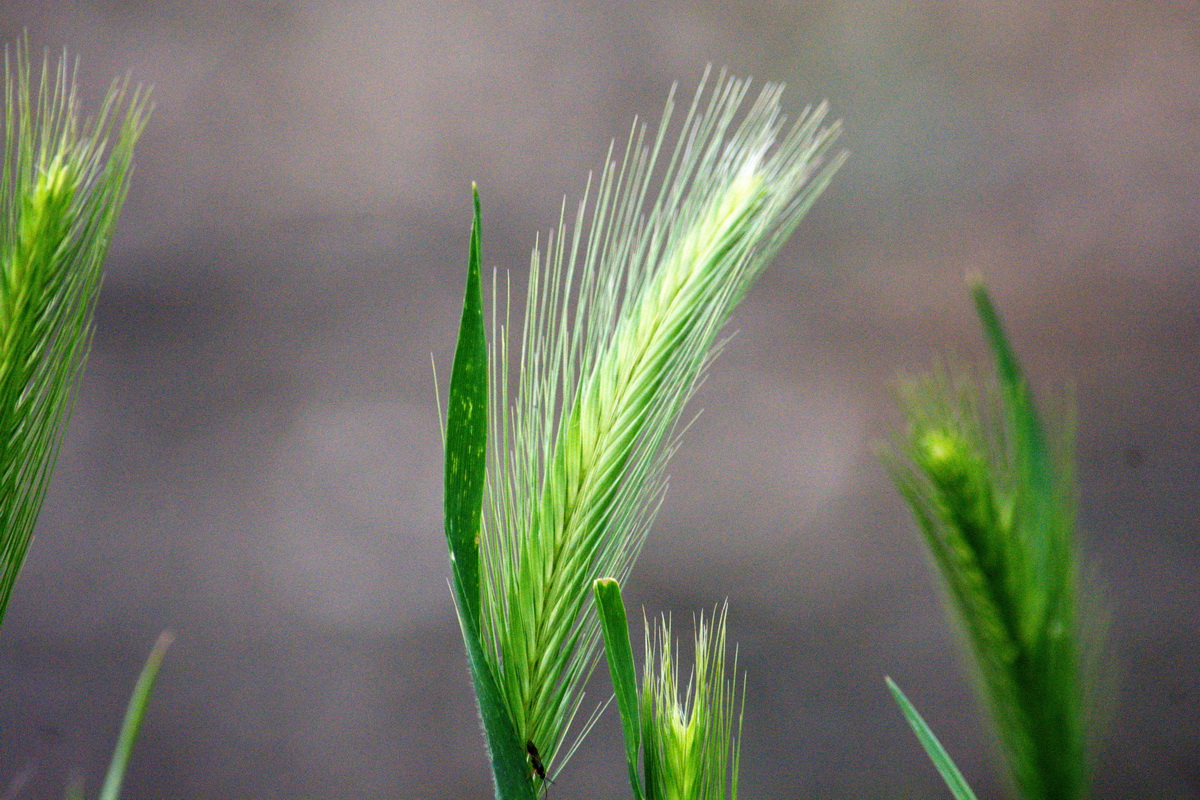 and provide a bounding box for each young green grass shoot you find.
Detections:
[884,280,1109,800]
